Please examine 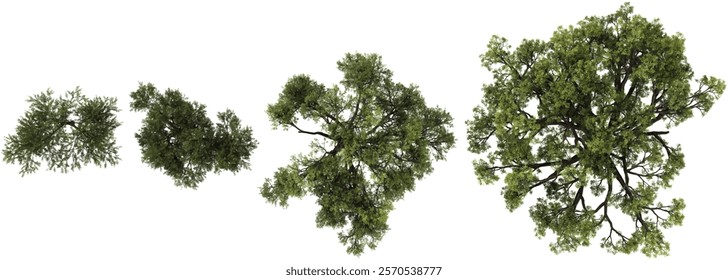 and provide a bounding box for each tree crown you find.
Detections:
[3,87,121,175]
[467,3,724,256]
[131,83,258,188]
[263,53,455,255]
